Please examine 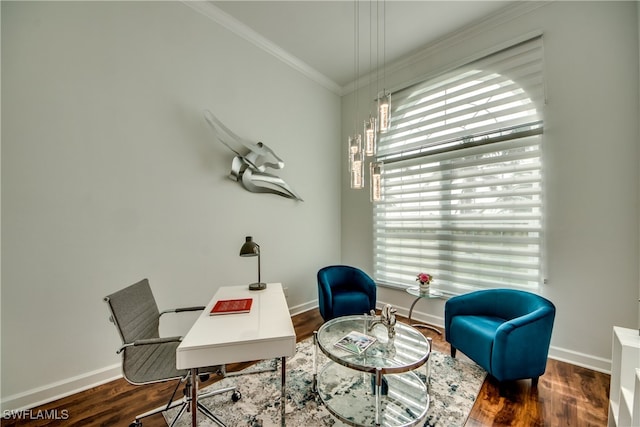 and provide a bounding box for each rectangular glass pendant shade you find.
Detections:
[349,134,364,189]
[364,116,377,156]
[370,161,383,202]
[378,91,391,133]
